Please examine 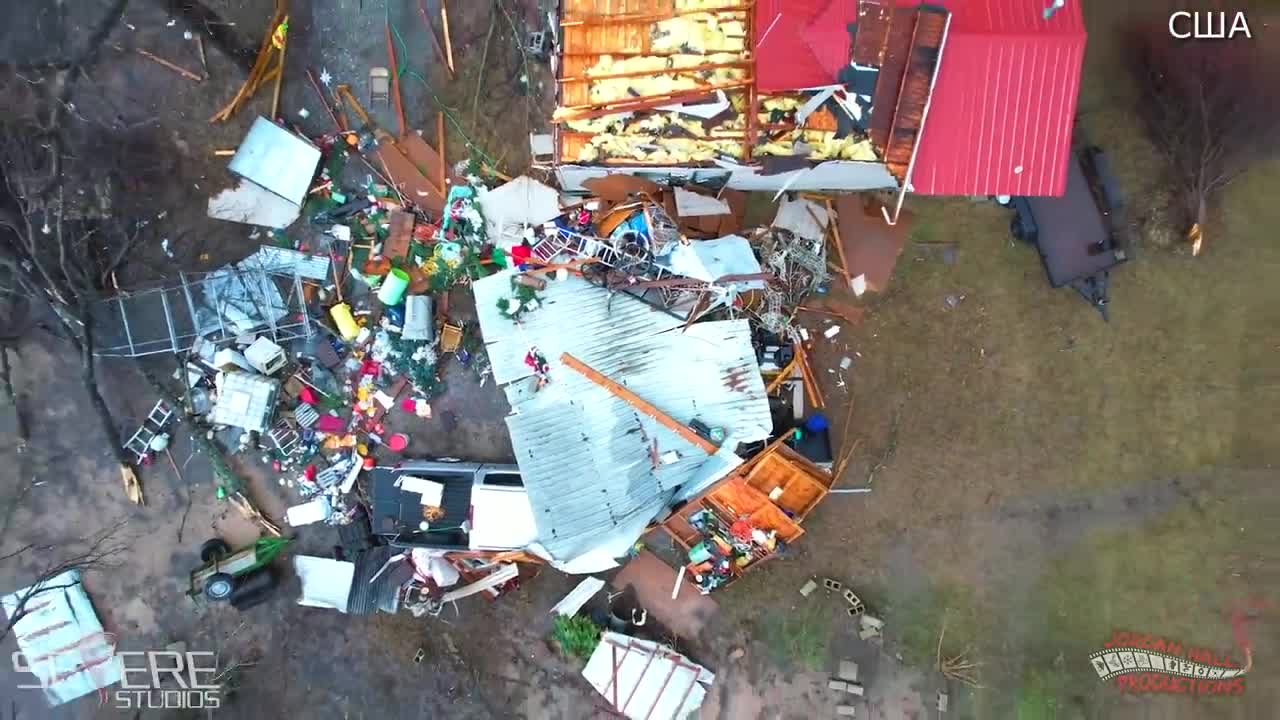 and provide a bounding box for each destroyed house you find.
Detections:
[551,0,1086,202]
